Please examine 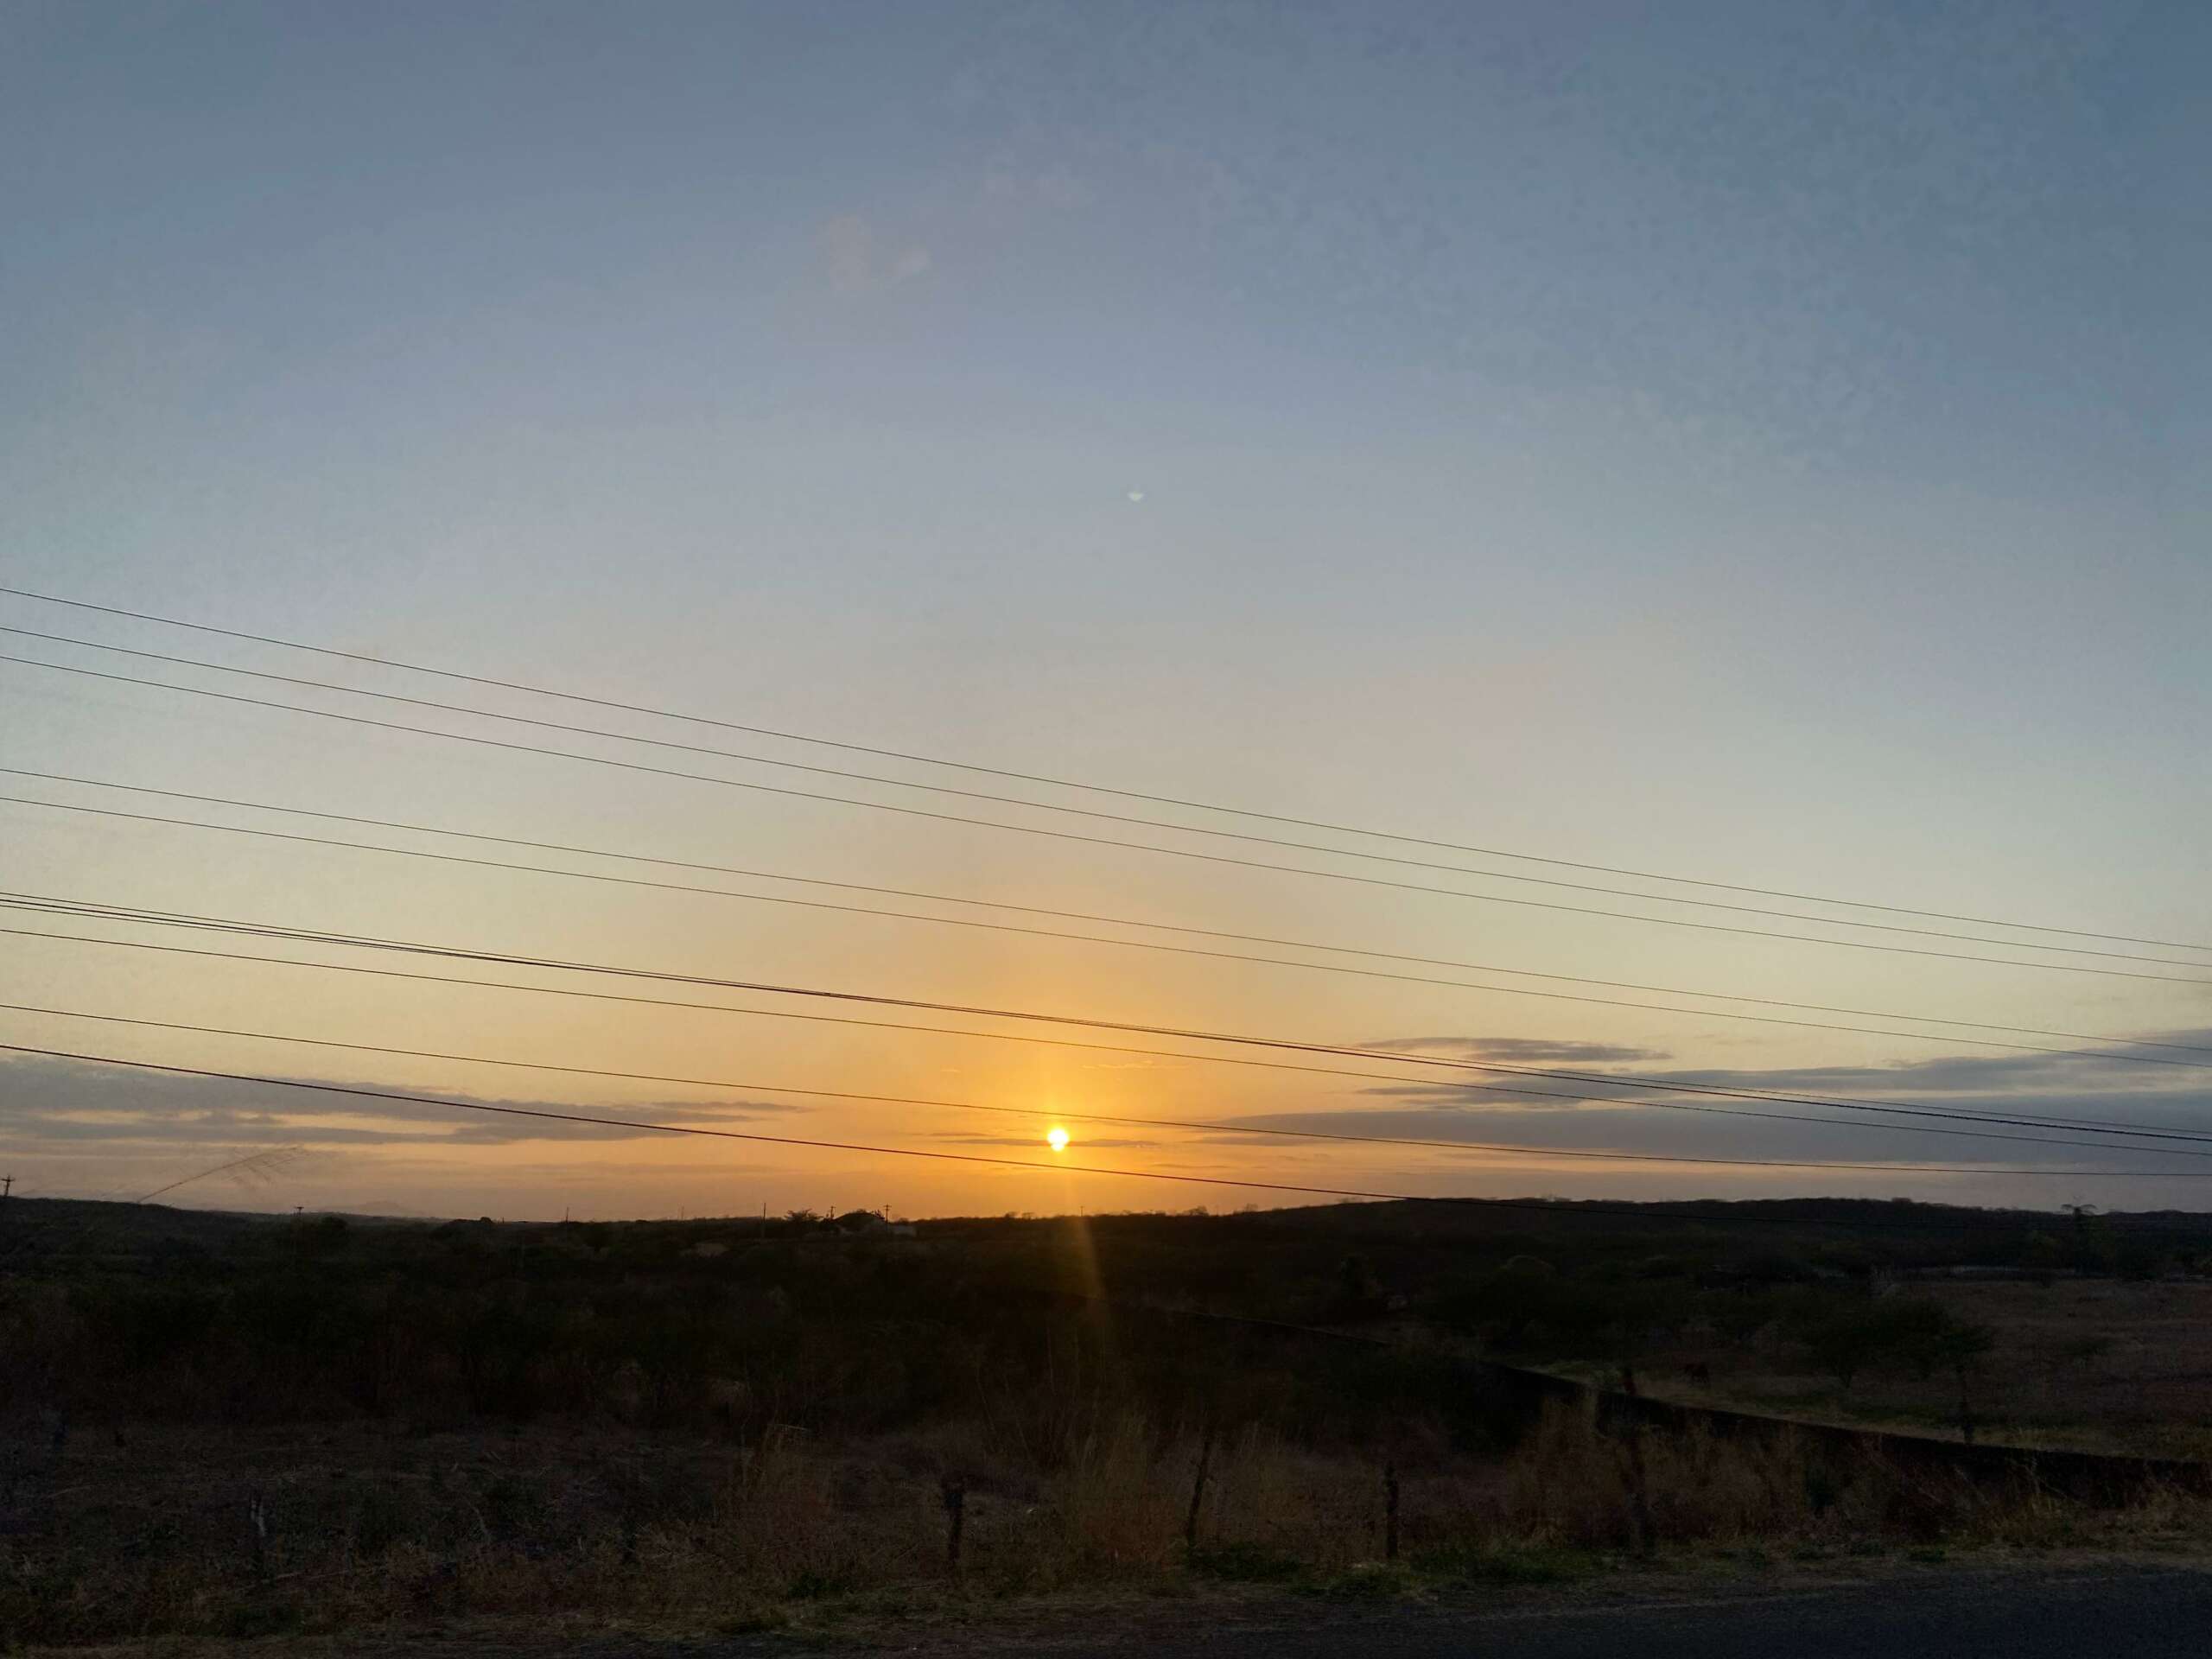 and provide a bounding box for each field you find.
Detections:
[1635,1278,2212,1460]
[5,1195,2212,1645]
